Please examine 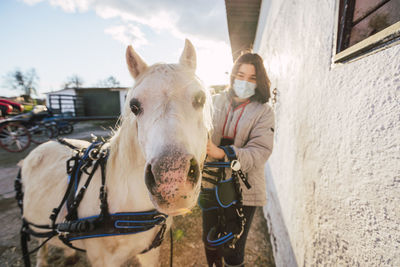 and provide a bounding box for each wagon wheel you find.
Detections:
[49,123,59,138]
[0,122,31,152]
[30,123,54,144]
[60,122,73,135]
